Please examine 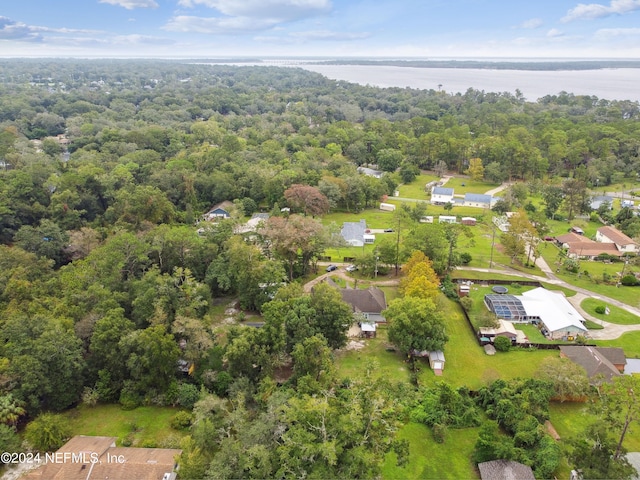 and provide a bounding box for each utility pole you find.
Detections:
[489,223,496,268]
